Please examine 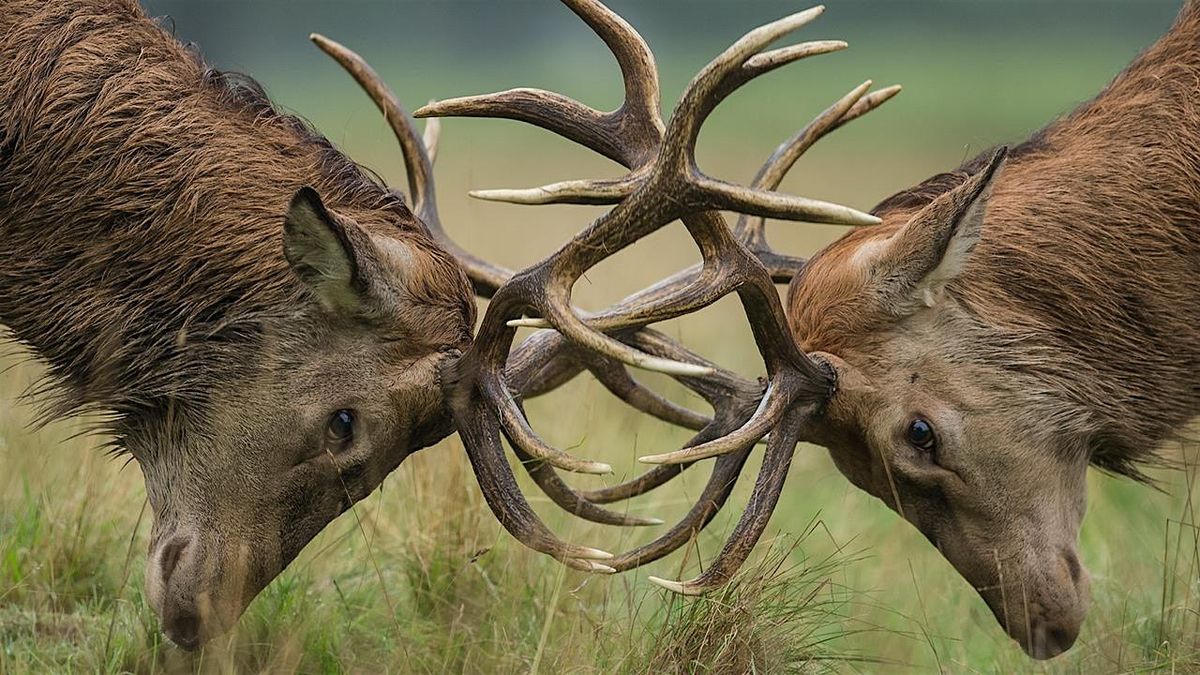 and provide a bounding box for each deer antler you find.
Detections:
[314,0,898,587]
[413,0,897,589]
[312,32,750,557]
